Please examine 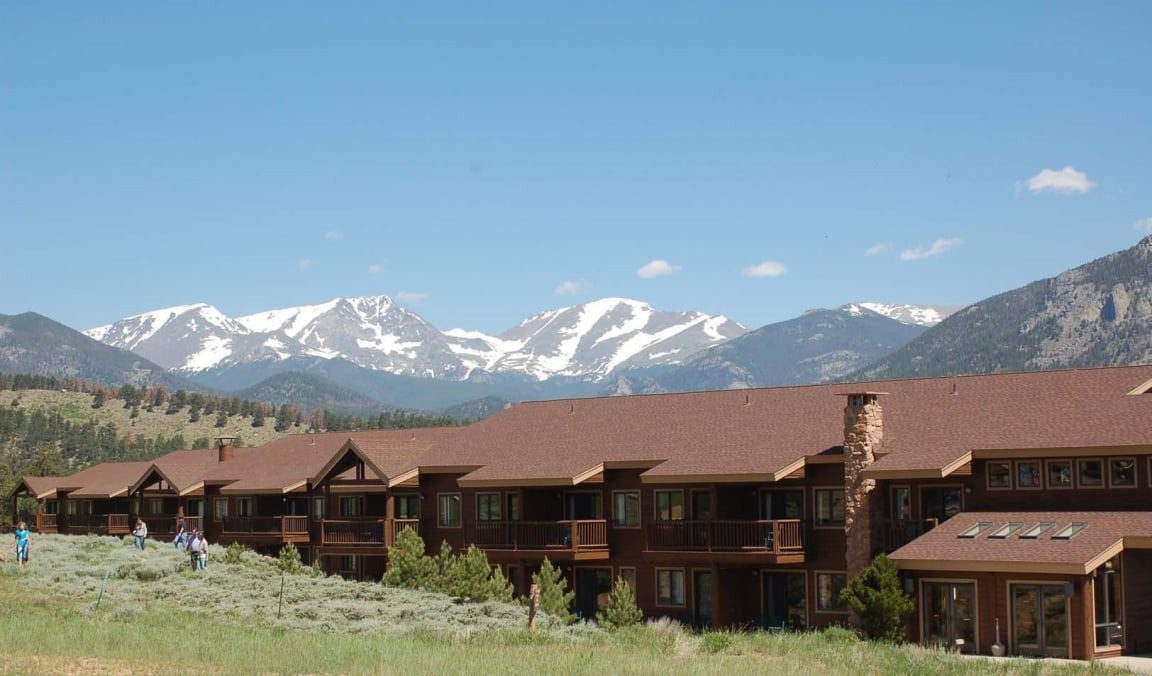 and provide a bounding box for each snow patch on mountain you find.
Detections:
[841,302,960,327]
